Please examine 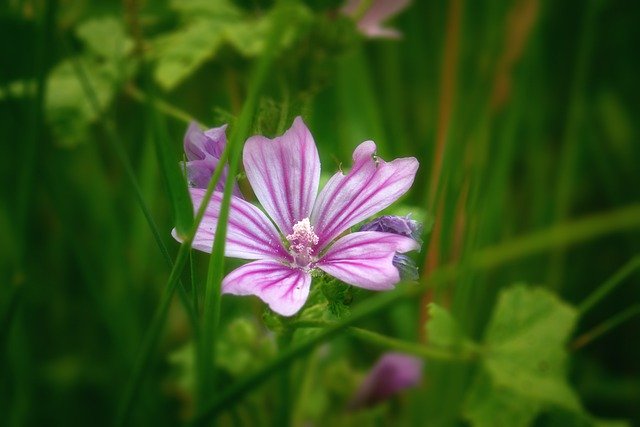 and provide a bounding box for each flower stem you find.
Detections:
[571,304,640,350]
[292,321,476,361]
[348,327,477,361]
[197,0,292,411]
[578,255,640,315]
